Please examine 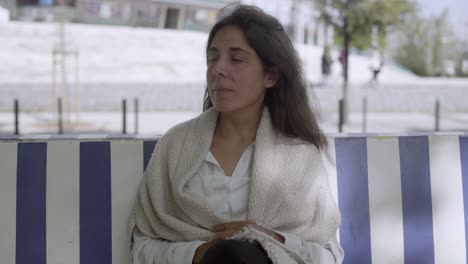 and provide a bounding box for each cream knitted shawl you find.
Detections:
[128,107,340,250]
